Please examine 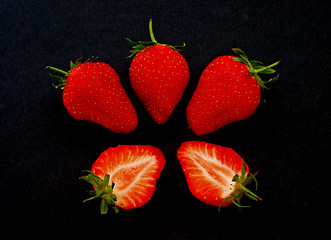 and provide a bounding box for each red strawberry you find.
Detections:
[127,19,189,124]
[80,145,165,214]
[186,48,280,136]
[46,58,138,134]
[177,141,261,209]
